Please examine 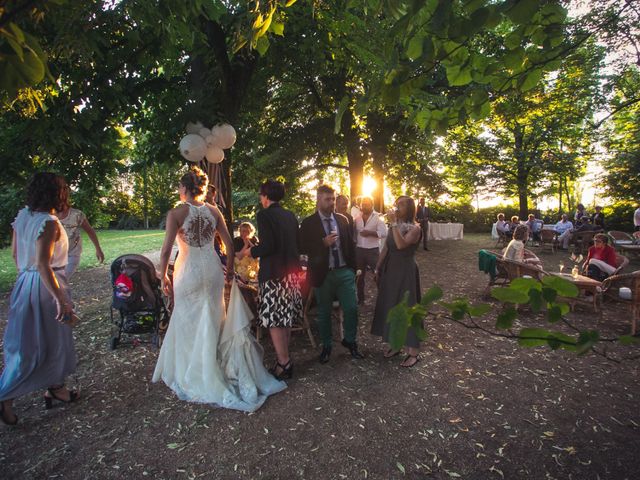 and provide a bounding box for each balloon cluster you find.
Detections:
[179,122,236,164]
